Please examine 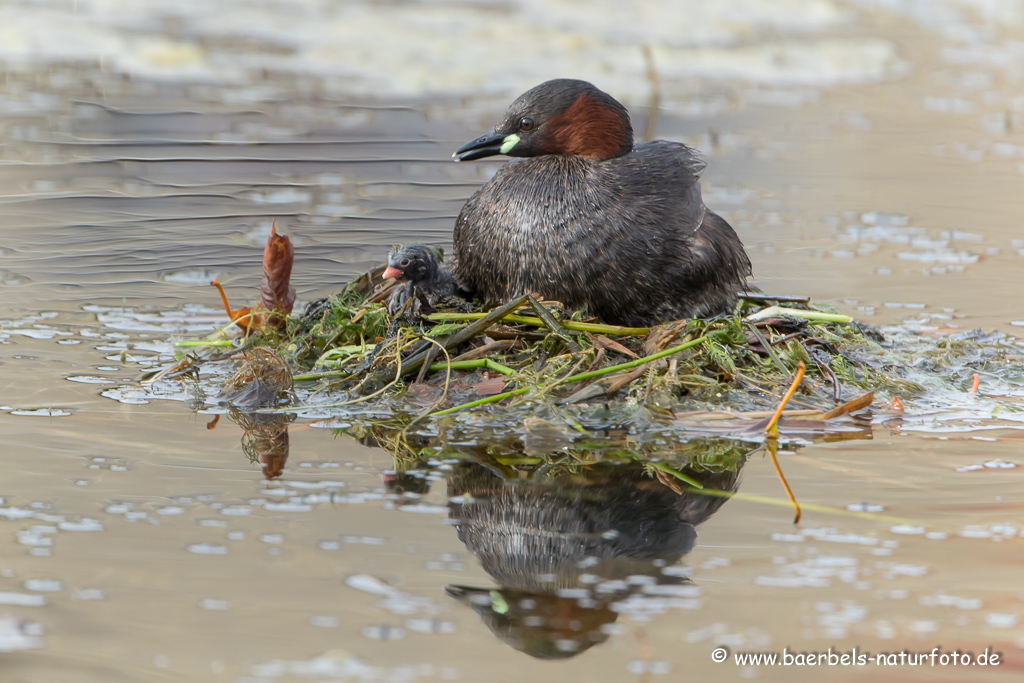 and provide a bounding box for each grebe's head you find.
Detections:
[454,79,633,162]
